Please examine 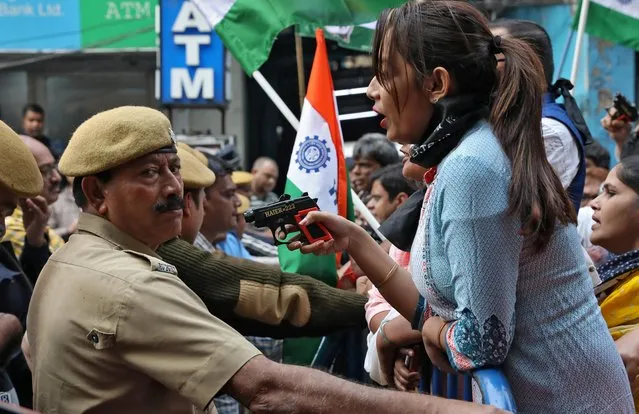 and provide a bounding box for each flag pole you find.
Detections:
[294,33,306,109]
[252,70,301,131]
[570,0,591,84]
[251,69,385,240]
